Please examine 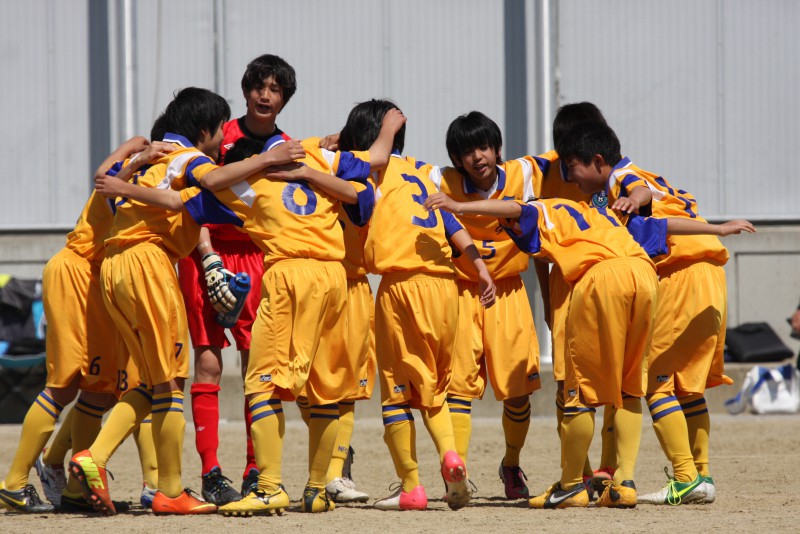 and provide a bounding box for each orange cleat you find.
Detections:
[68,450,115,515]
[152,488,217,515]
